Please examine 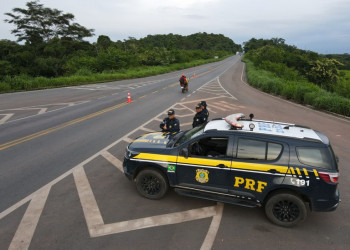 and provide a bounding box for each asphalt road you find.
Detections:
[0,55,349,250]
